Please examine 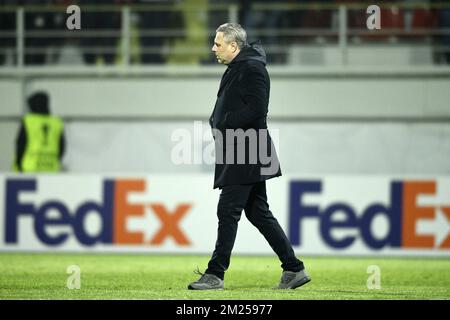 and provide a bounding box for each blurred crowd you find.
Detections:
[0,0,449,65]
